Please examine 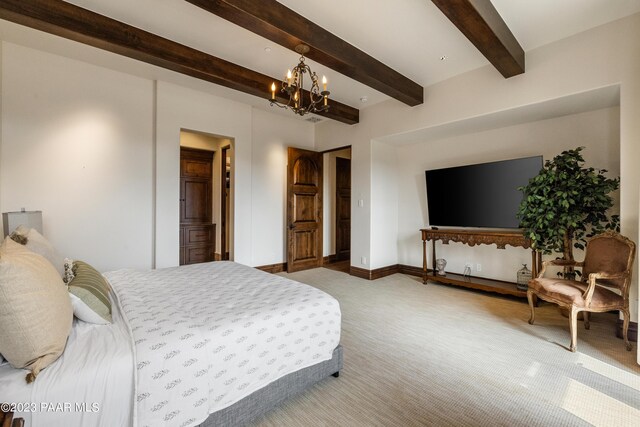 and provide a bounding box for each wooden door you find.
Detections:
[287,147,323,272]
[180,147,215,265]
[220,145,230,261]
[335,157,351,261]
